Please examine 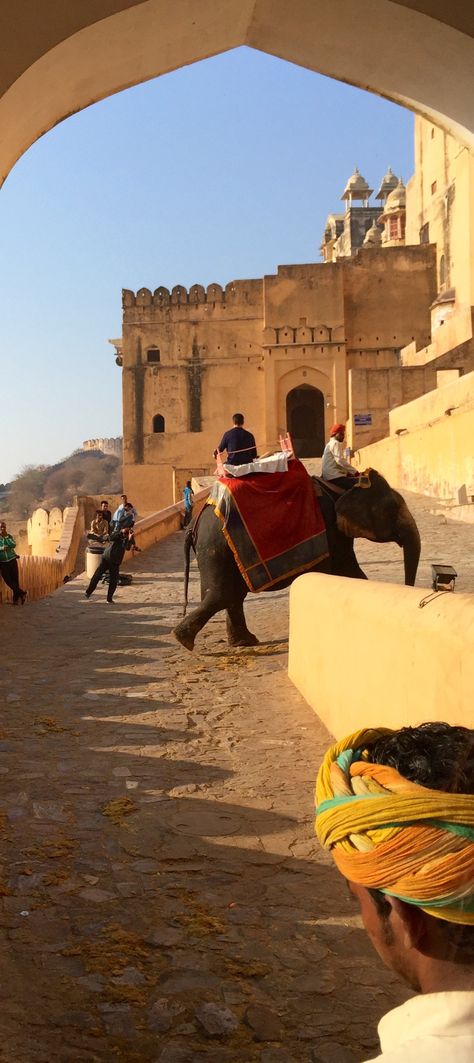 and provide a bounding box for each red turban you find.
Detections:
[330,423,345,437]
